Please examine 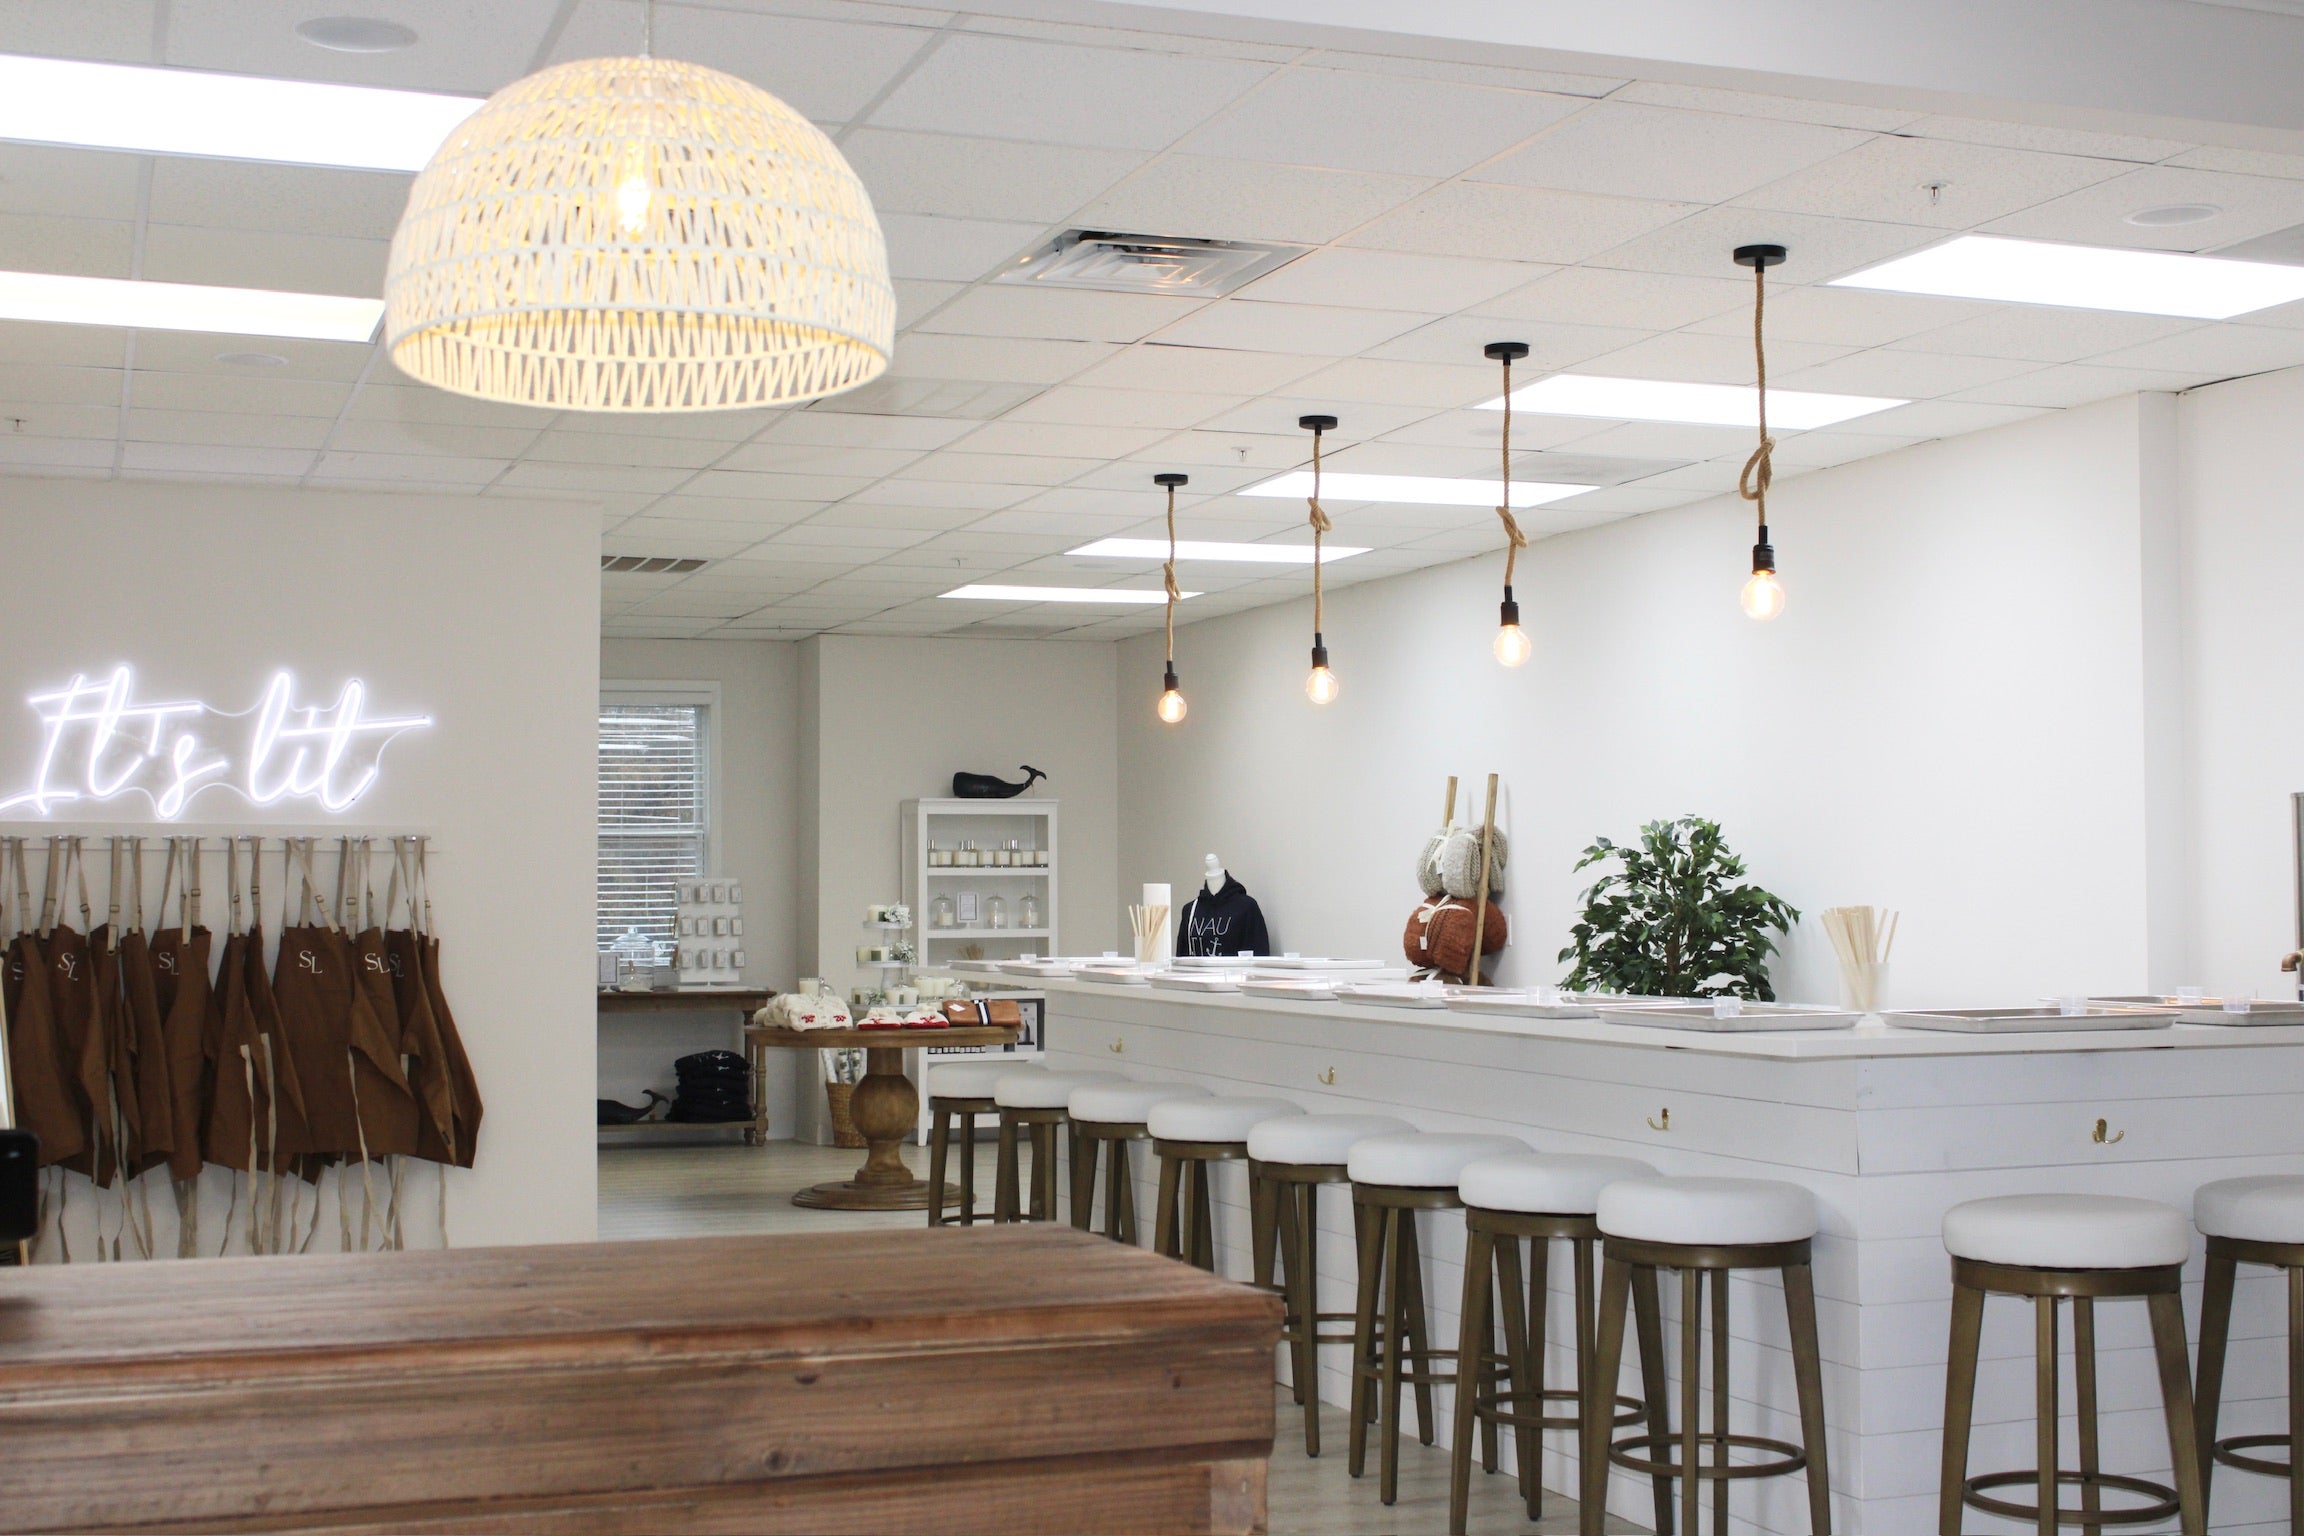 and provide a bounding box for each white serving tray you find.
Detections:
[1171,955,1259,970]
[1149,971,1242,993]
[1885,1006,2176,1033]
[2089,995,2304,1027]
[1594,1002,1860,1033]
[1238,979,1340,1001]
[1444,990,1600,1020]
[1336,981,1450,1009]
[1074,966,1154,987]
[1257,956,1390,972]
